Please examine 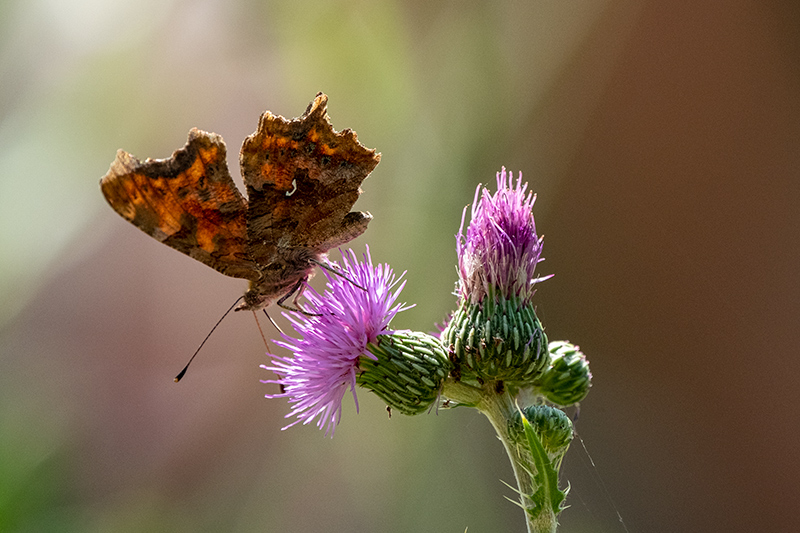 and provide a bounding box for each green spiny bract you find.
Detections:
[358,331,452,415]
[442,291,549,385]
